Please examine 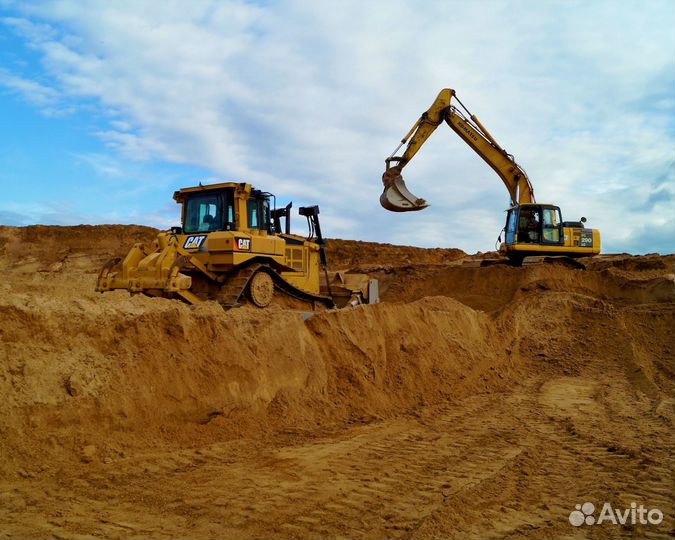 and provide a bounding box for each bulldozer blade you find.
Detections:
[95,257,121,292]
[380,175,429,212]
